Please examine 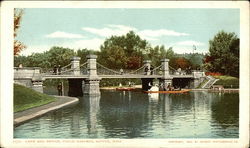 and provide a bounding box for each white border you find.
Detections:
[0,1,249,148]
